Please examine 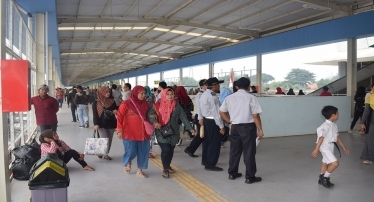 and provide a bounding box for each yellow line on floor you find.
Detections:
[149,152,229,202]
